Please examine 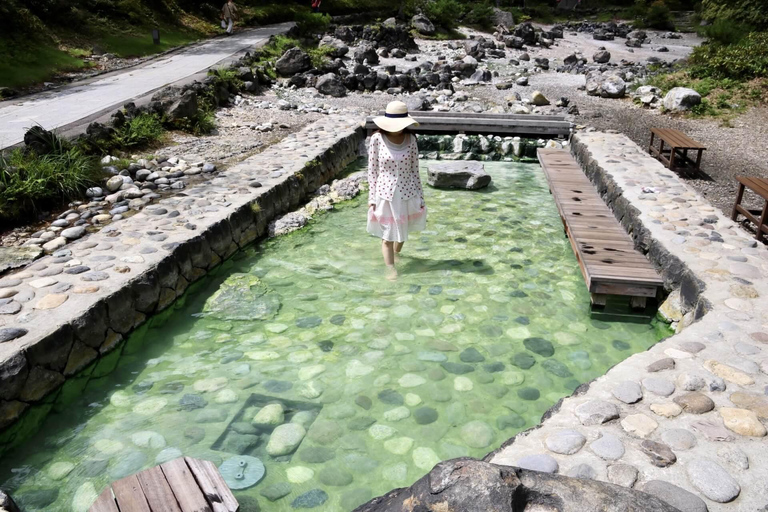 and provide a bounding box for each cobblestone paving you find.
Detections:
[490,132,768,511]
[0,116,362,434]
